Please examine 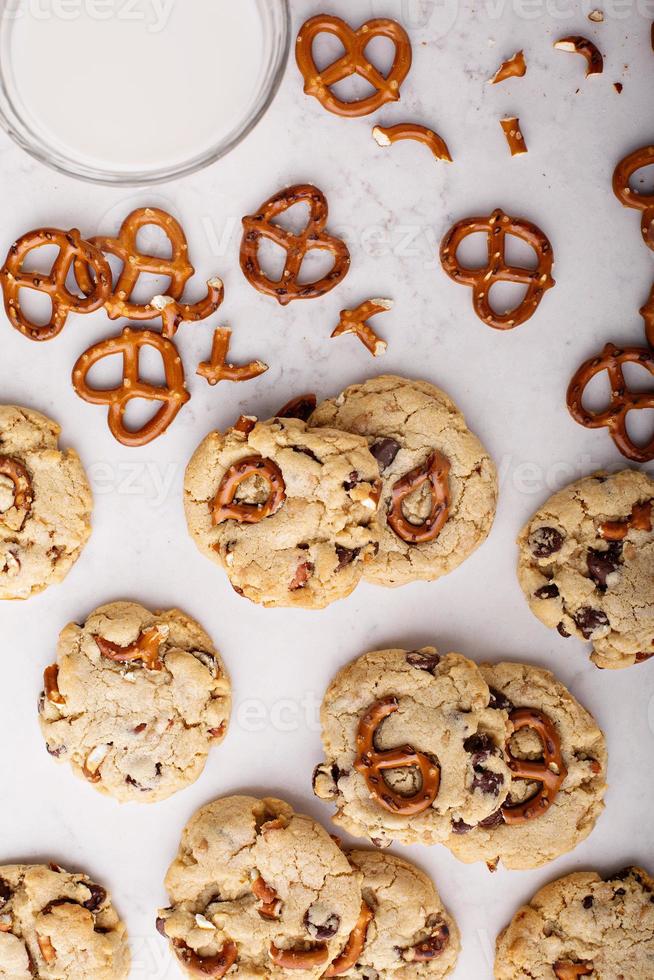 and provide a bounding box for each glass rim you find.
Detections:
[0,0,291,186]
